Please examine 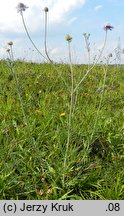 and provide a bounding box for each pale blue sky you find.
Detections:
[0,0,124,63]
